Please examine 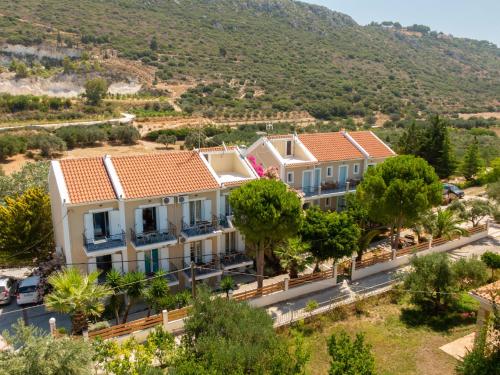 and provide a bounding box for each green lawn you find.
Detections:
[280,294,476,375]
